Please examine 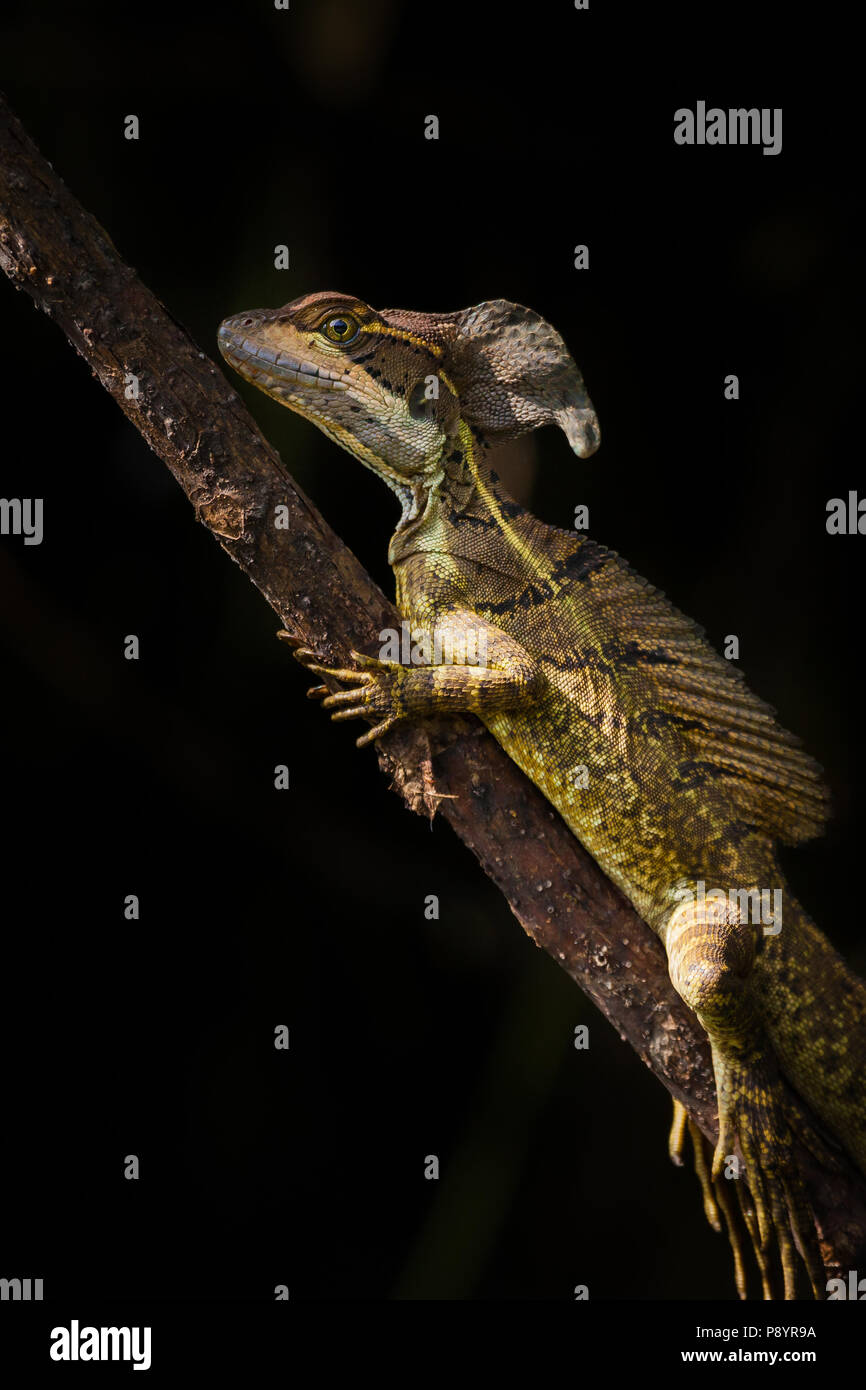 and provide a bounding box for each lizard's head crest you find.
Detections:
[442,299,600,460]
[218,292,599,509]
